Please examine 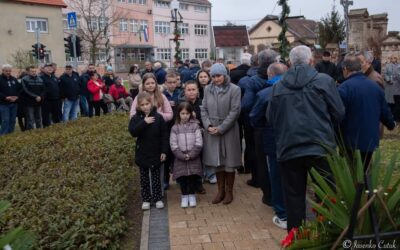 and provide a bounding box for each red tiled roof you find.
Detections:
[14,0,67,8]
[213,26,249,47]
